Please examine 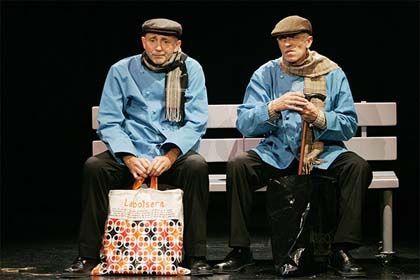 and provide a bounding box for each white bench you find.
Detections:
[91,102,398,261]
